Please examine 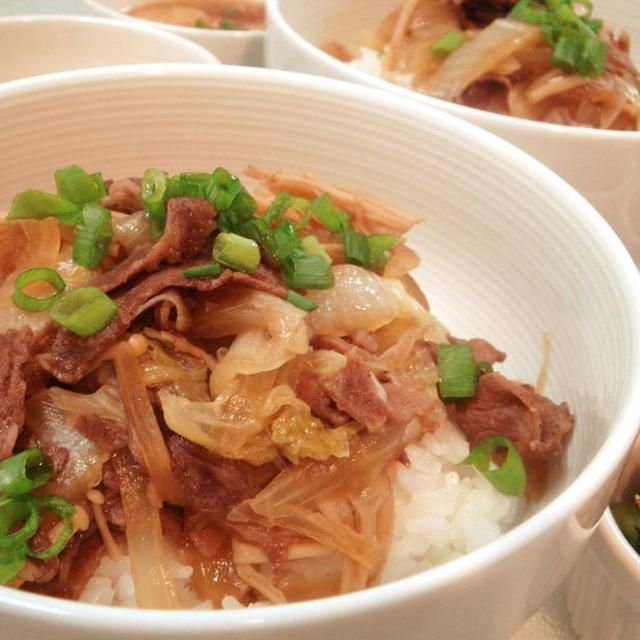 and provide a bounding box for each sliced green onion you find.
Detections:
[219,18,240,29]
[48,286,118,336]
[0,449,53,497]
[0,545,27,584]
[182,263,223,279]
[140,168,176,240]
[176,172,210,198]
[509,0,606,77]
[72,203,113,270]
[212,232,260,272]
[0,496,39,550]
[264,192,292,225]
[436,343,478,401]
[311,194,396,270]
[430,29,467,57]
[280,250,334,290]
[611,501,640,552]
[7,189,80,226]
[12,267,66,312]
[286,290,318,312]
[310,194,349,233]
[194,18,210,28]
[271,221,302,259]
[300,235,331,262]
[27,496,75,559]
[54,165,106,206]
[462,435,527,497]
[364,233,397,270]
